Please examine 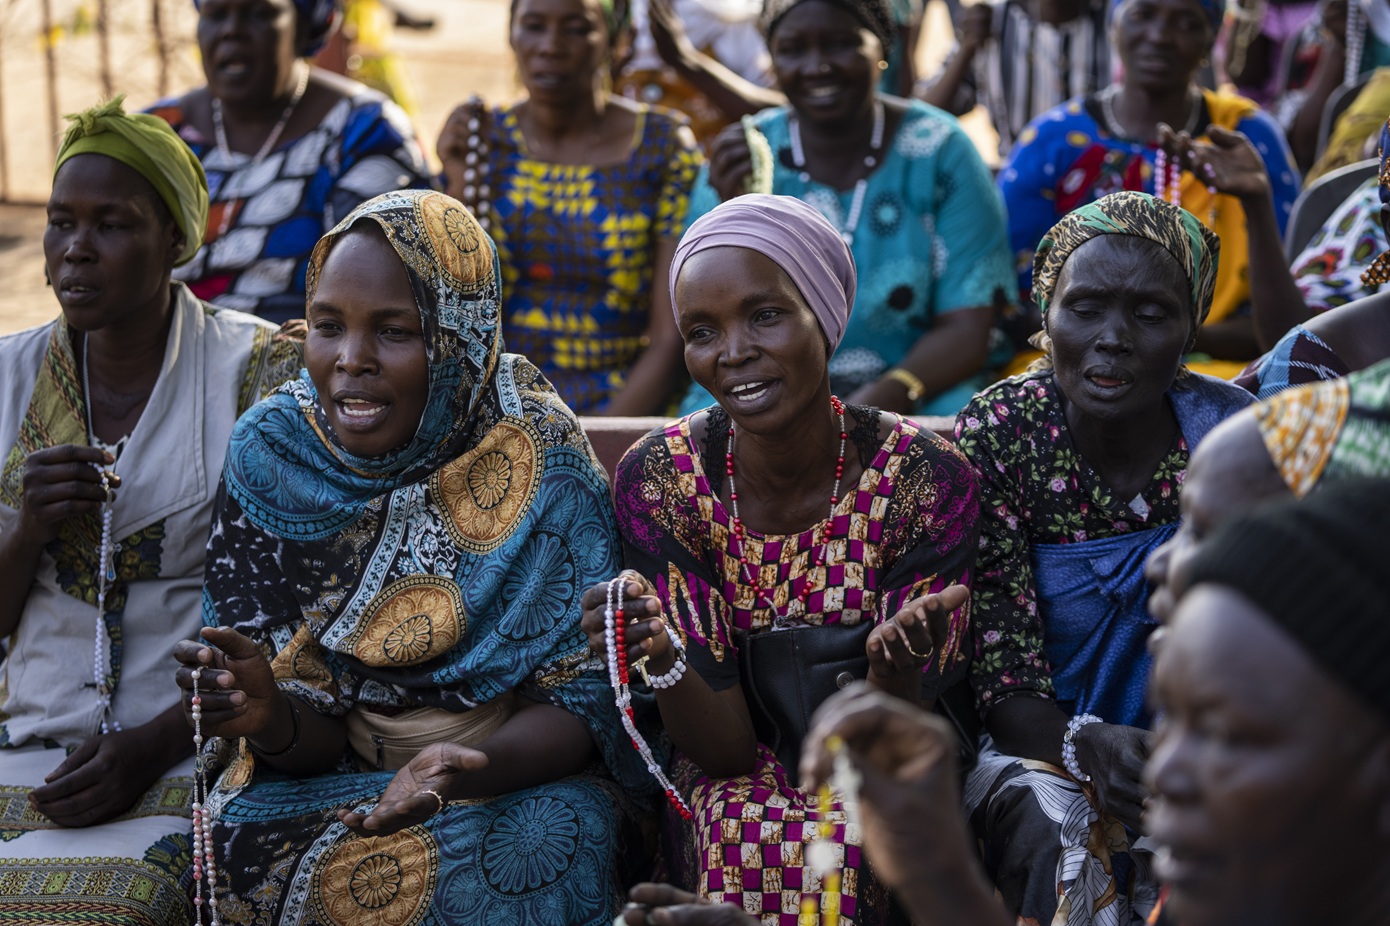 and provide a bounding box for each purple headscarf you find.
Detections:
[669,194,856,350]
